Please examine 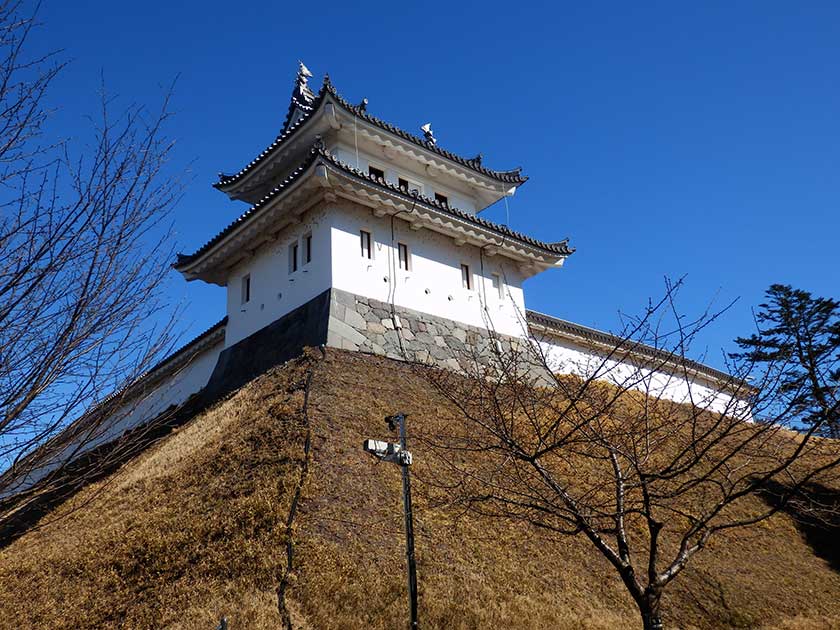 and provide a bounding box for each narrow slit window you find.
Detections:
[398,242,410,271]
[289,242,298,273]
[241,274,250,304]
[435,192,448,206]
[304,232,312,264]
[492,273,503,298]
[461,264,472,290]
[360,230,372,259]
[368,165,385,181]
